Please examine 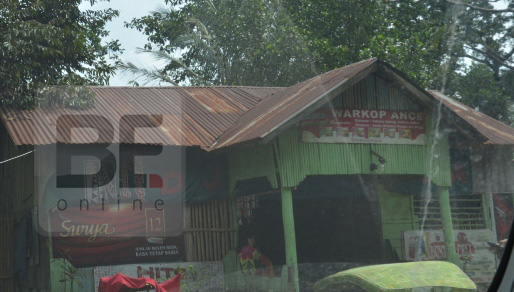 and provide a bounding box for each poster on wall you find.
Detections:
[46,146,229,268]
[49,205,186,267]
[402,229,496,283]
[492,194,514,241]
[46,144,187,267]
[450,149,473,195]
[300,108,426,145]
